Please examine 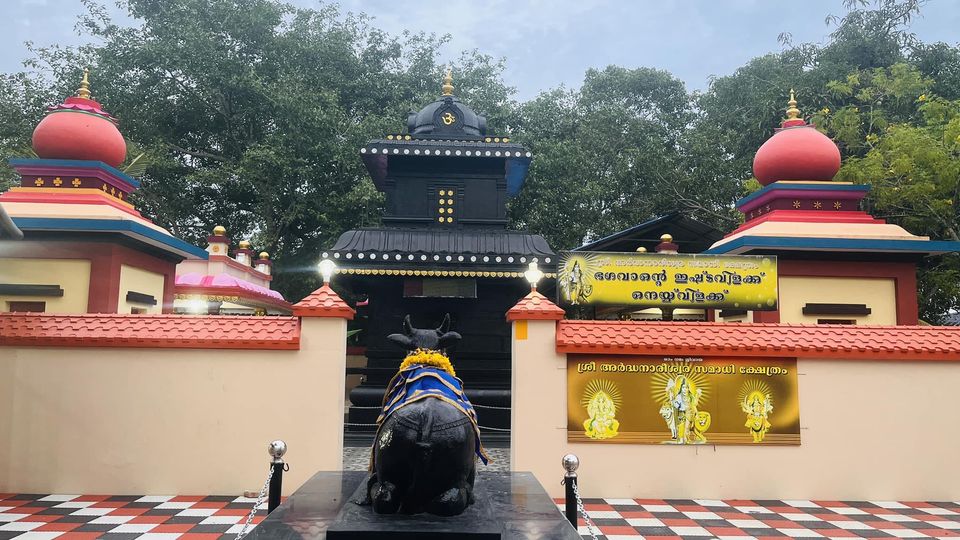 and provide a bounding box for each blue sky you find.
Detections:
[3,0,959,100]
